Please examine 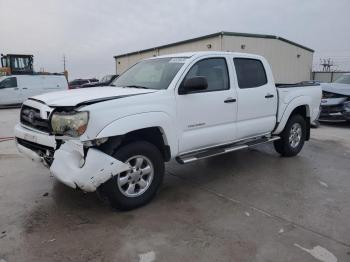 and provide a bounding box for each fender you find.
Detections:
[96,111,178,157]
[273,96,311,134]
